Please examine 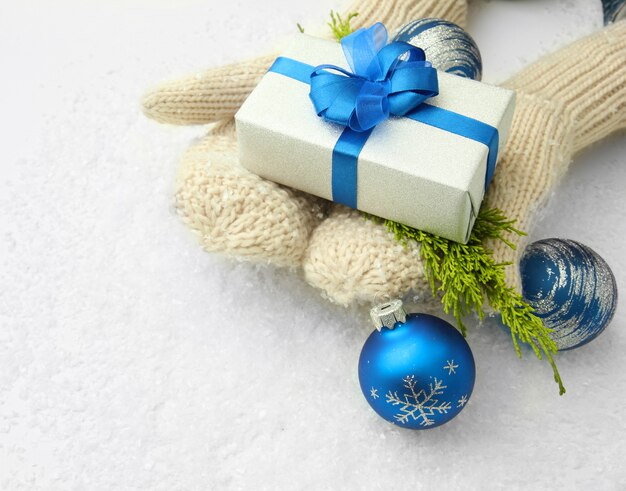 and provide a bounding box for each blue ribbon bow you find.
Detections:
[309,23,439,132]
[267,23,500,211]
